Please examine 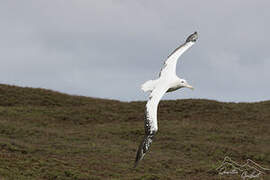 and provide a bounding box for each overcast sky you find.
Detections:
[0,1,269,102]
